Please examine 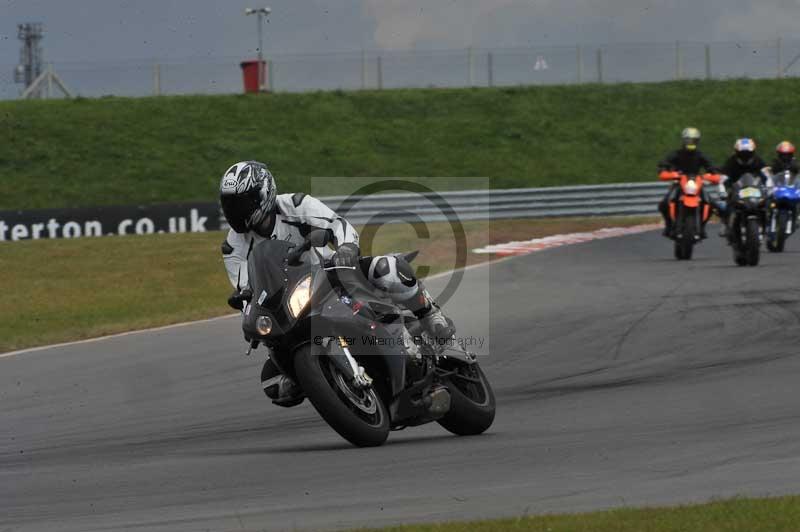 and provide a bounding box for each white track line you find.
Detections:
[0,314,238,359]
[1,223,659,359]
